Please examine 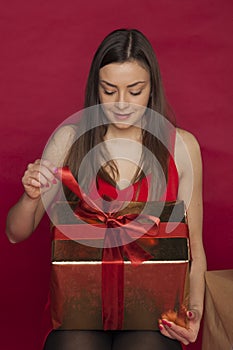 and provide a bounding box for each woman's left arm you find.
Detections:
[159,129,207,345]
